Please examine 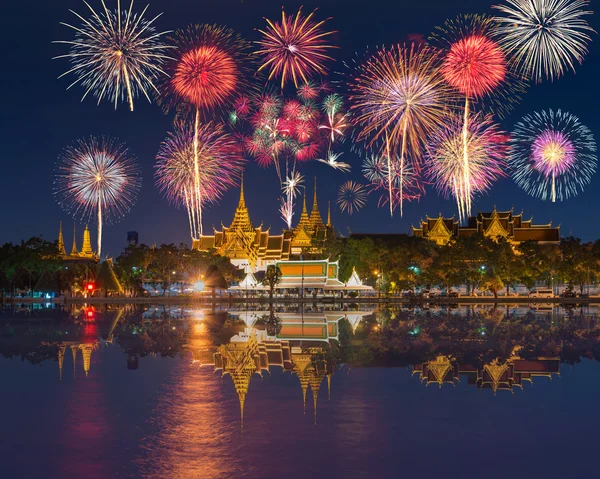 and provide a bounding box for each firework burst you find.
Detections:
[349,43,454,216]
[54,136,141,257]
[361,155,424,212]
[426,113,509,223]
[493,0,595,83]
[319,93,349,144]
[316,151,351,172]
[337,181,367,215]
[280,170,304,229]
[160,24,249,236]
[155,121,245,240]
[54,0,170,111]
[255,7,337,88]
[508,109,597,202]
[431,14,512,218]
